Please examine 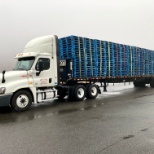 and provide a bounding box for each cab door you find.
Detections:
[32,57,54,87]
